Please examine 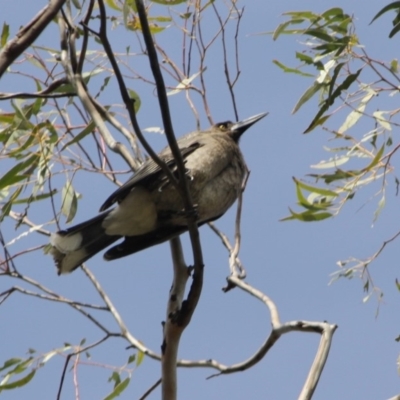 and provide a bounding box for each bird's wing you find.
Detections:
[99,141,202,211]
